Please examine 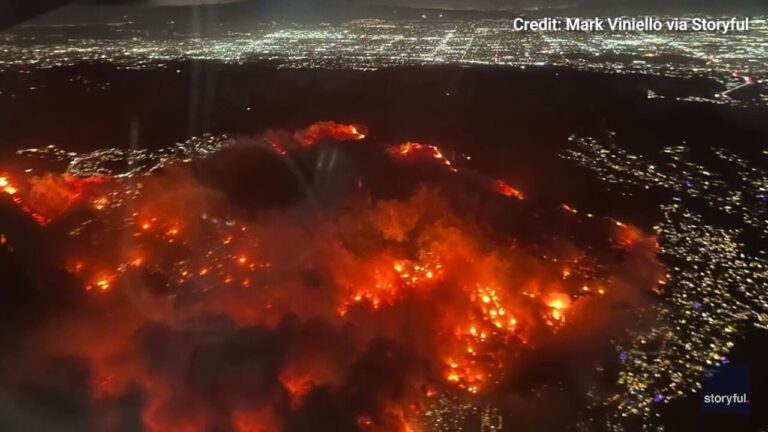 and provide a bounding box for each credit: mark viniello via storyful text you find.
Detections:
[510,17,755,34]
